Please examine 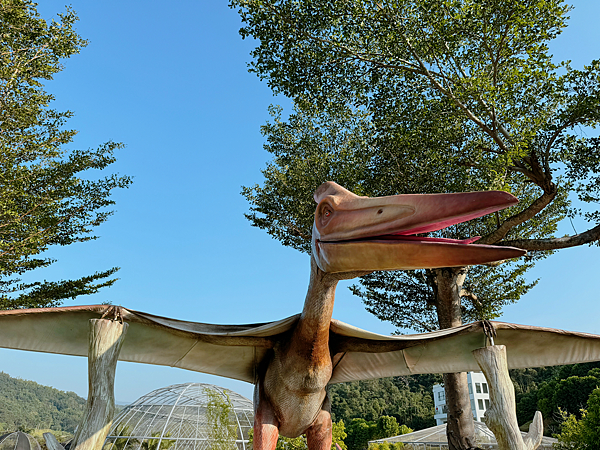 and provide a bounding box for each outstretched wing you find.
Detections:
[2,305,600,385]
[0,305,298,383]
[328,319,600,383]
